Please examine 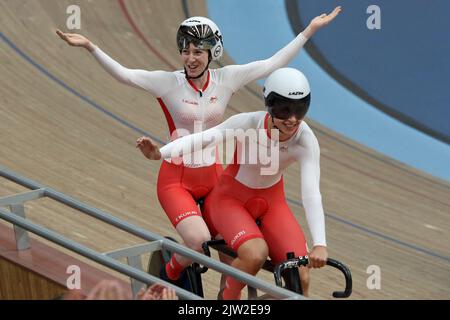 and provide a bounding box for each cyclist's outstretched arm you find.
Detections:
[136,112,255,160]
[221,6,342,92]
[56,30,174,96]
